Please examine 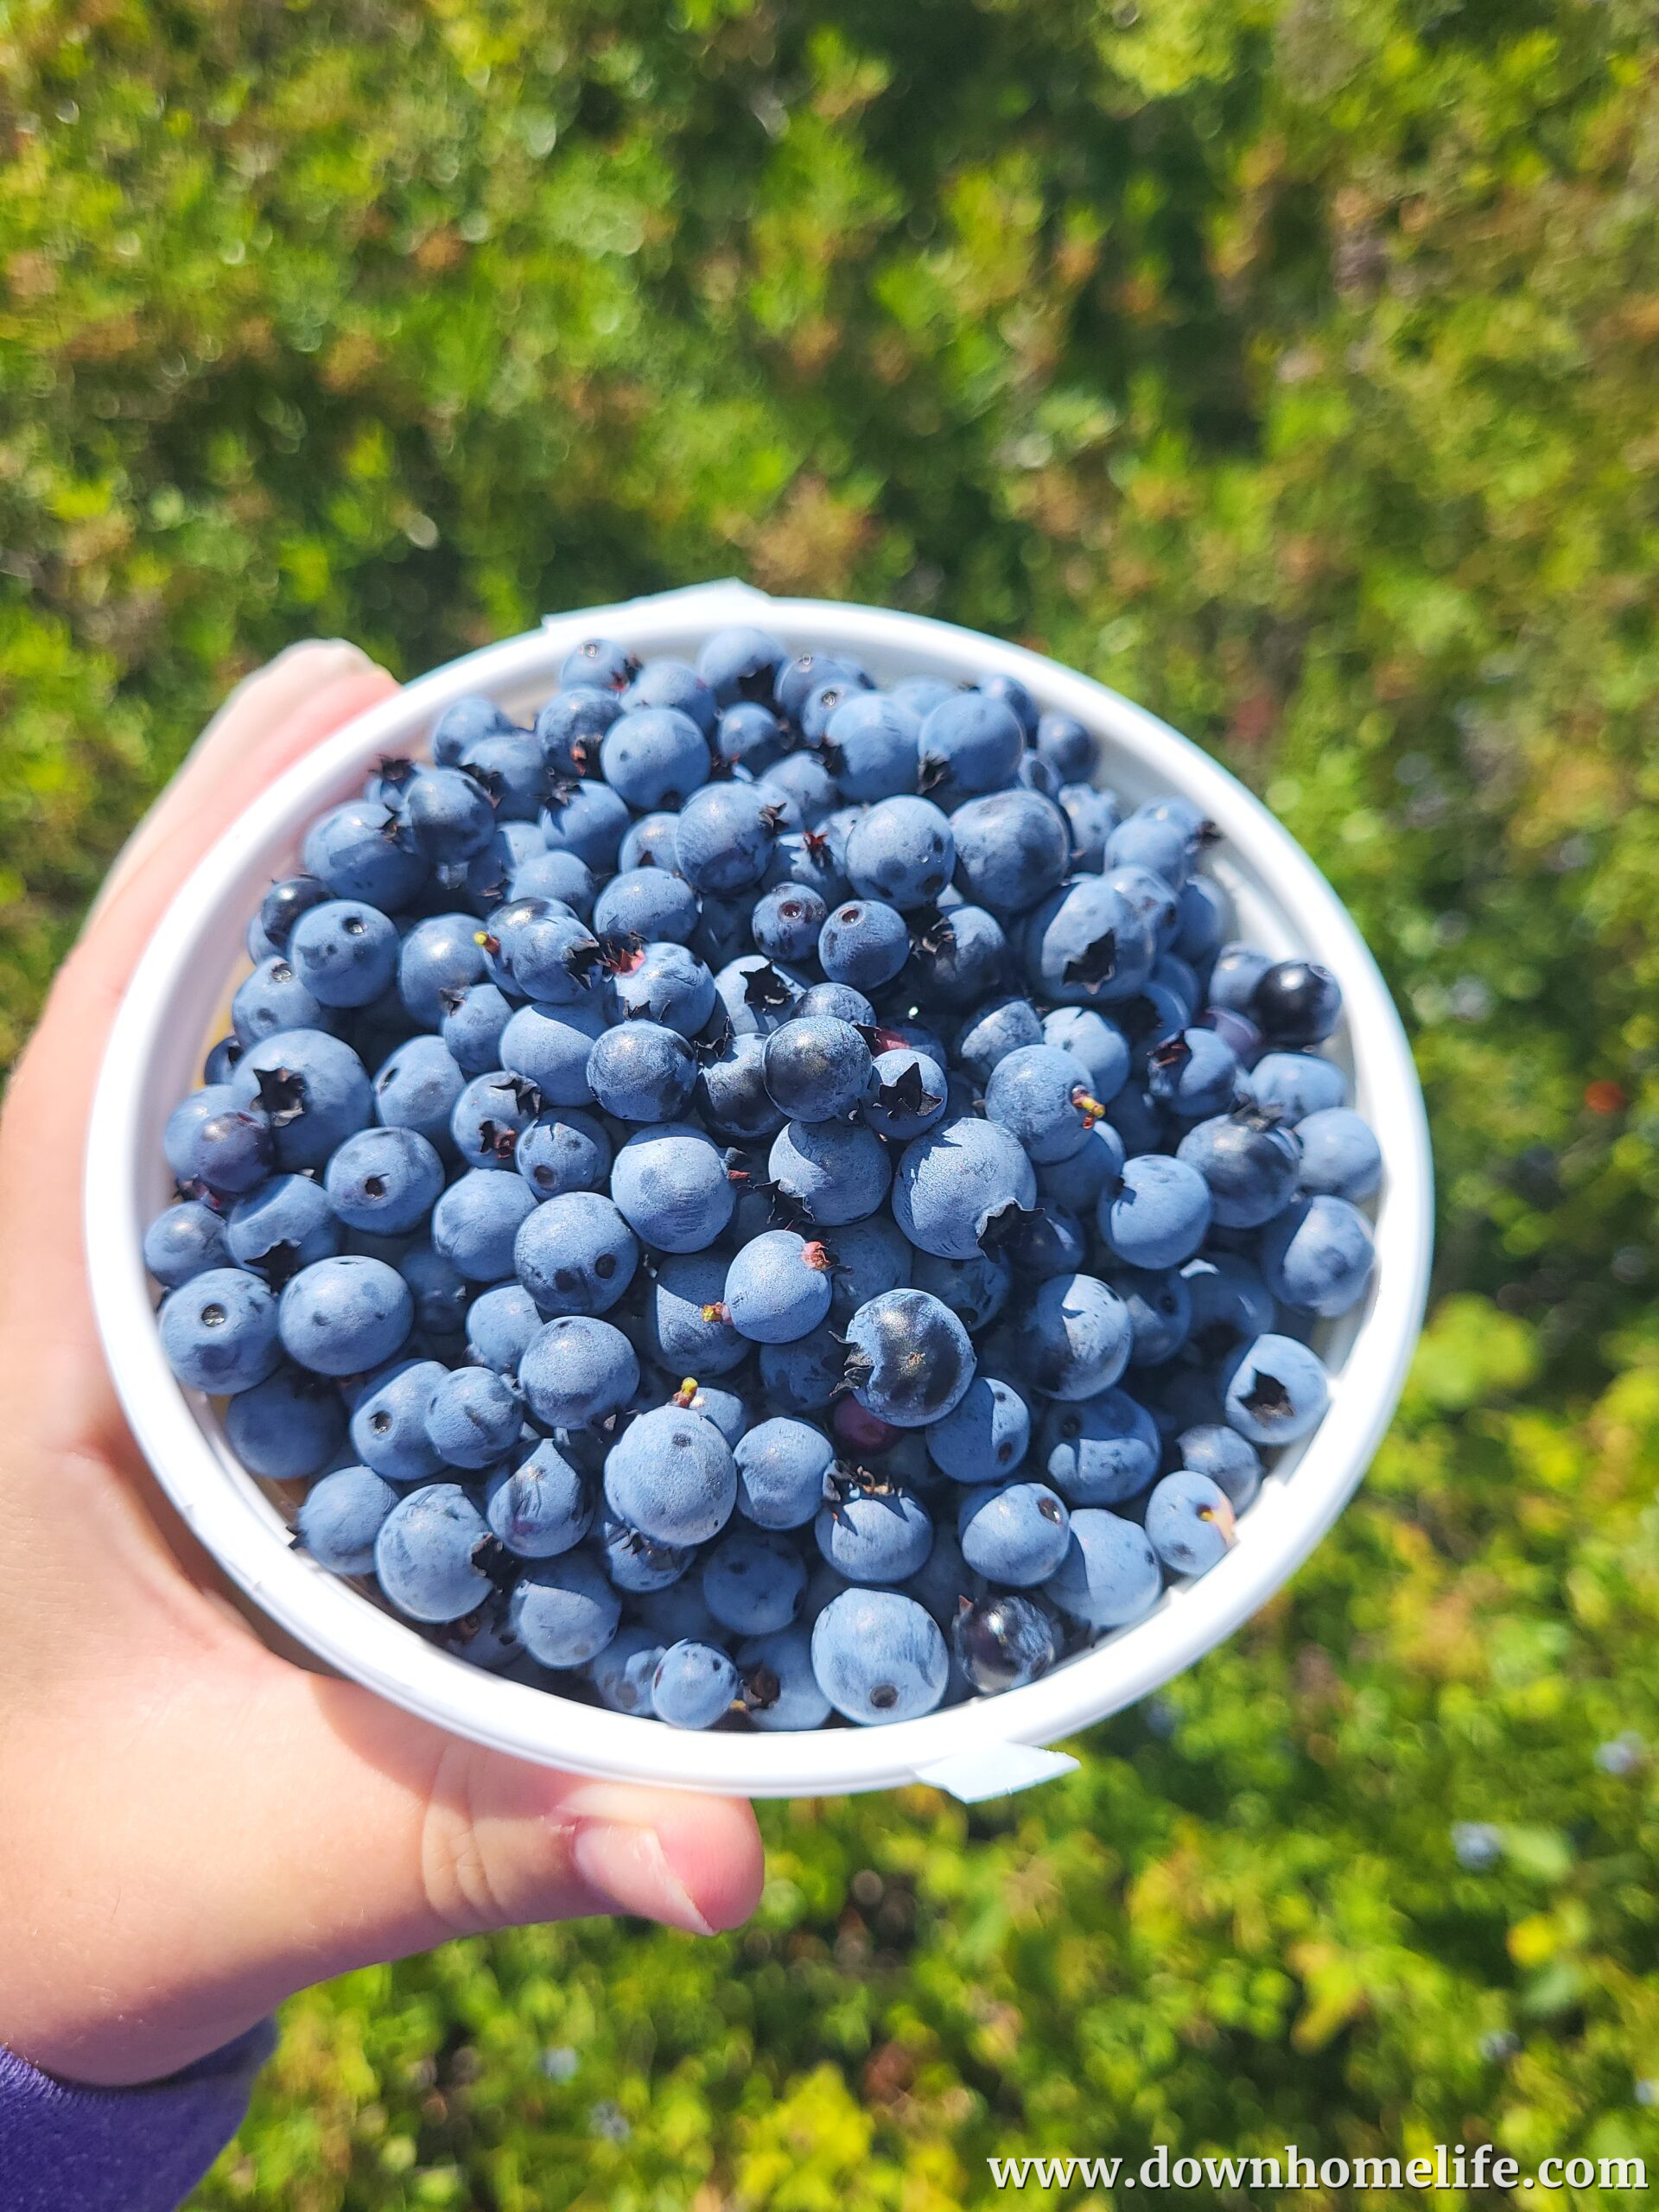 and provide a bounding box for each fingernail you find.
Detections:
[570,1821,715,1936]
